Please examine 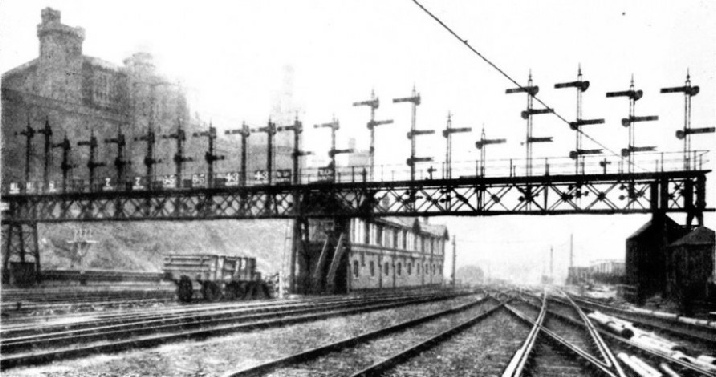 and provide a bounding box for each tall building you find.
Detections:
[1,8,194,187]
